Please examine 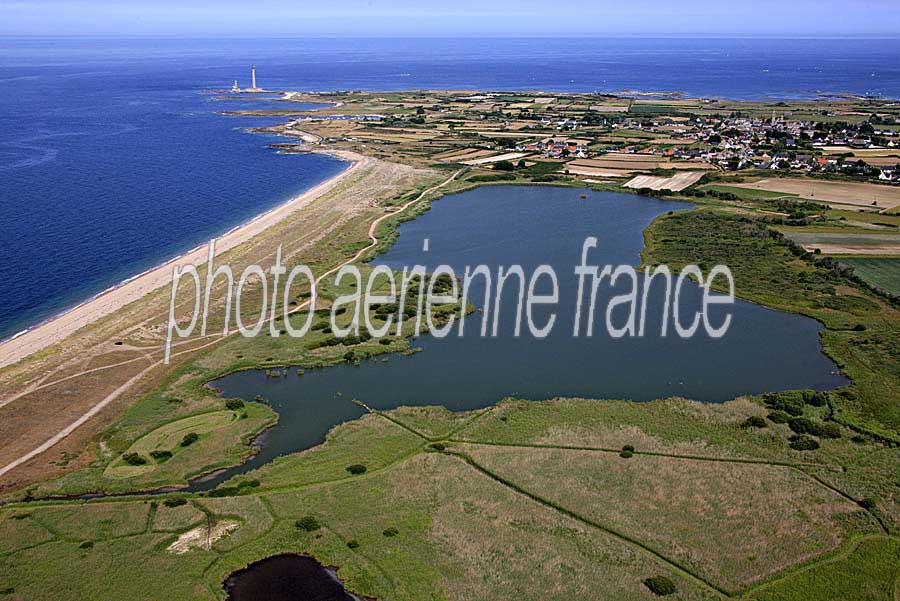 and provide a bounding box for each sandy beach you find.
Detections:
[0,152,364,370]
